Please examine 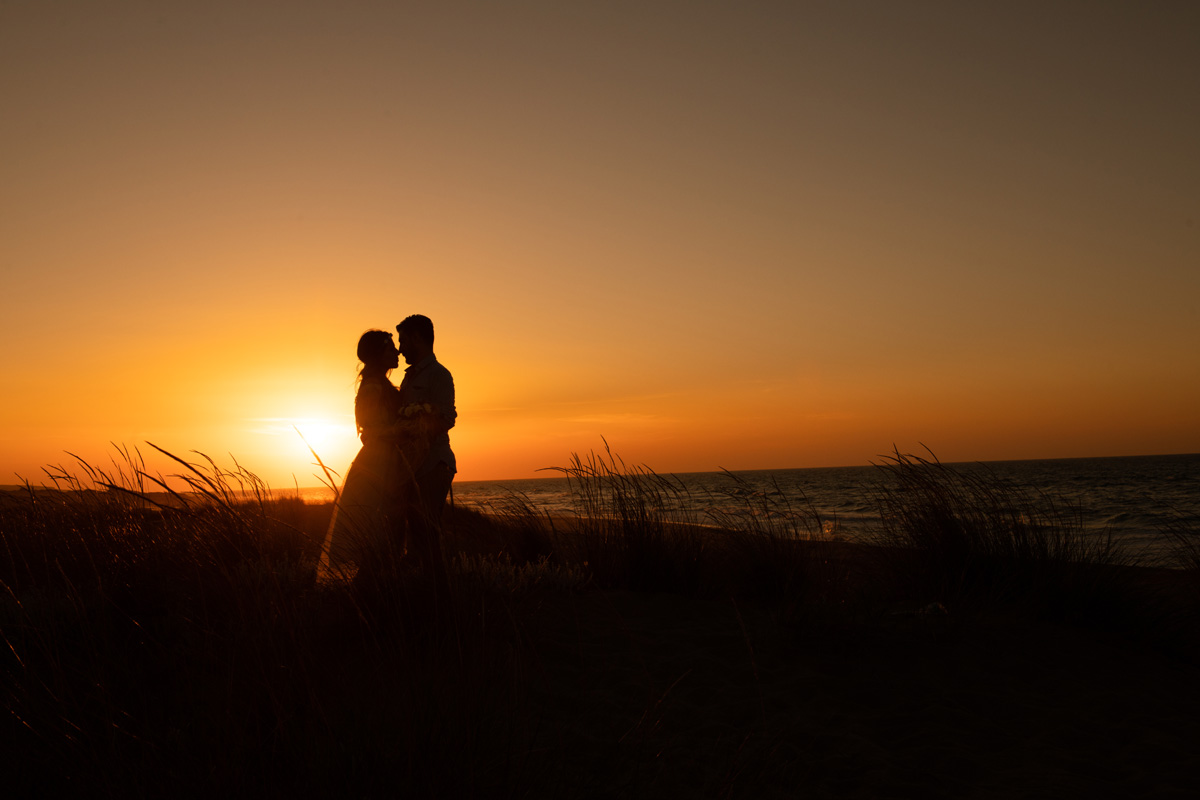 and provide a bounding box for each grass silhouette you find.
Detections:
[2,444,1198,796]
